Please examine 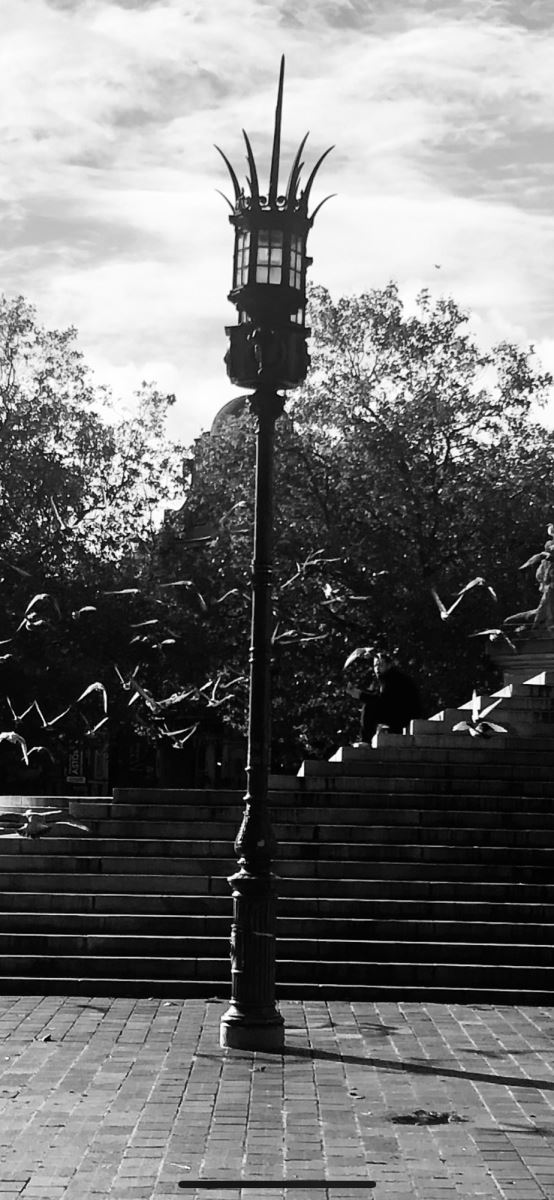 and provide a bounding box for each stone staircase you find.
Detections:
[0,671,553,1002]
